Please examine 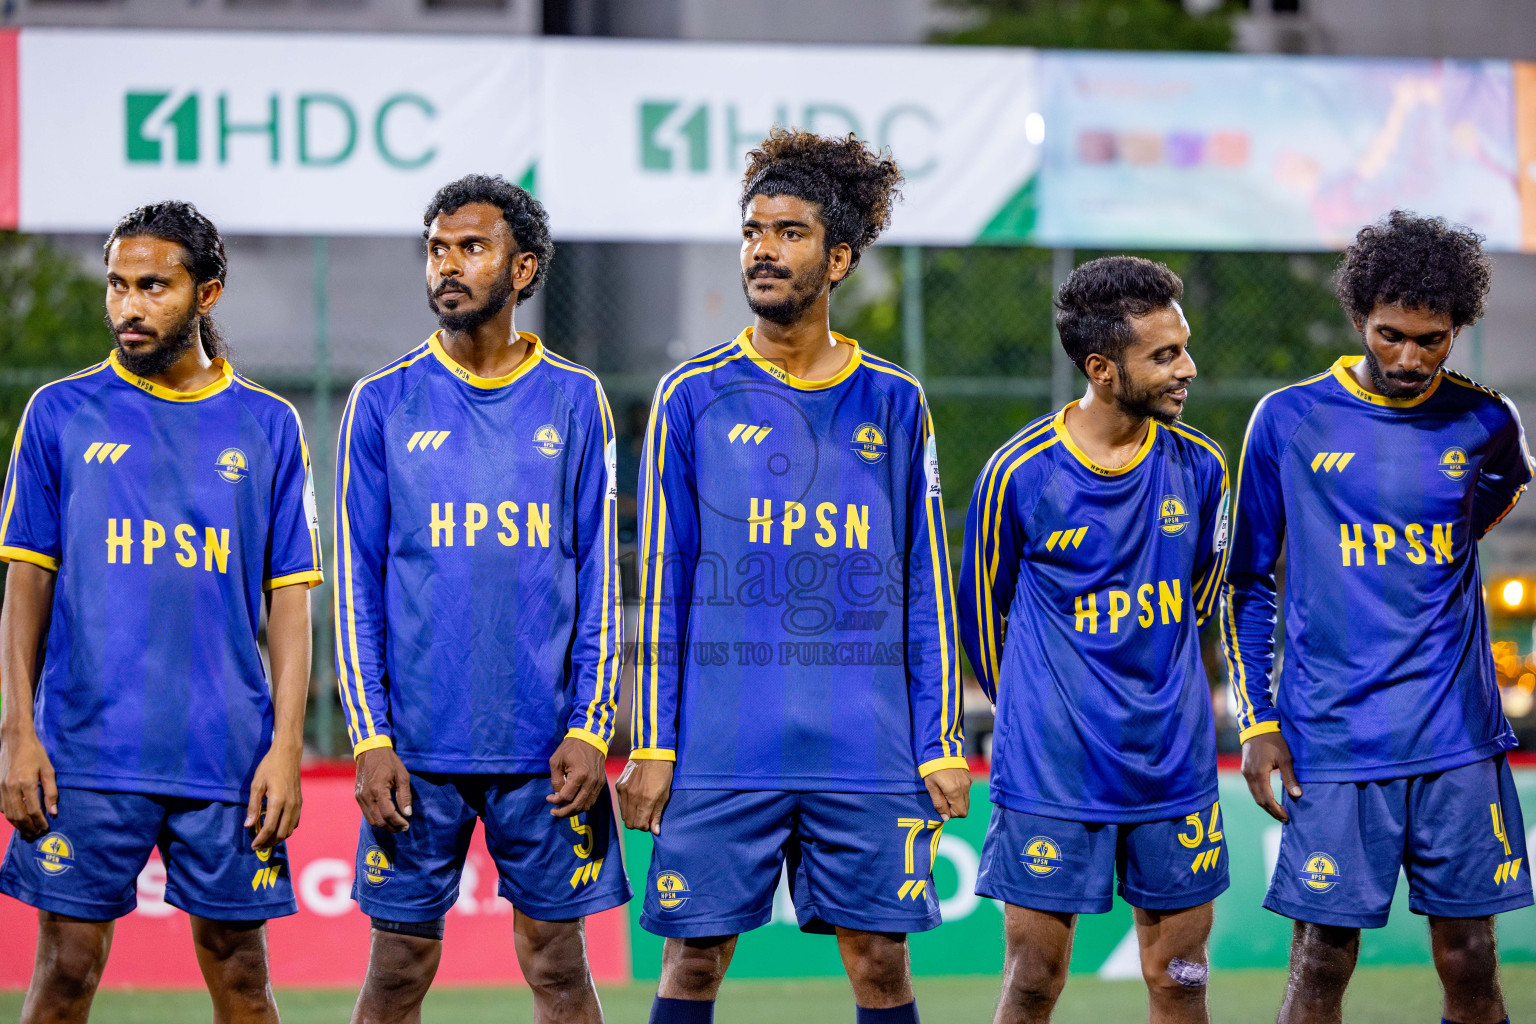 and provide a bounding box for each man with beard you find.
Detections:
[0,201,320,1022]
[617,128,969,1024]
[337,174,628,1024]
[1226,211,1532,1024]
[959,256,1228,1024]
